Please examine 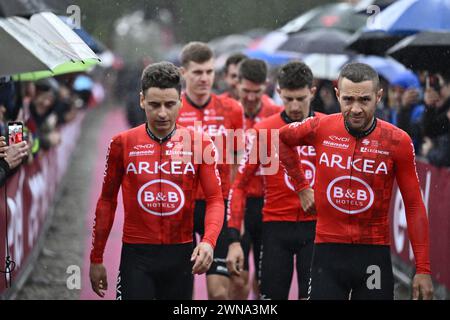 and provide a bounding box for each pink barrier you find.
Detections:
[389,160,450,290]
[0,114,84,297]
